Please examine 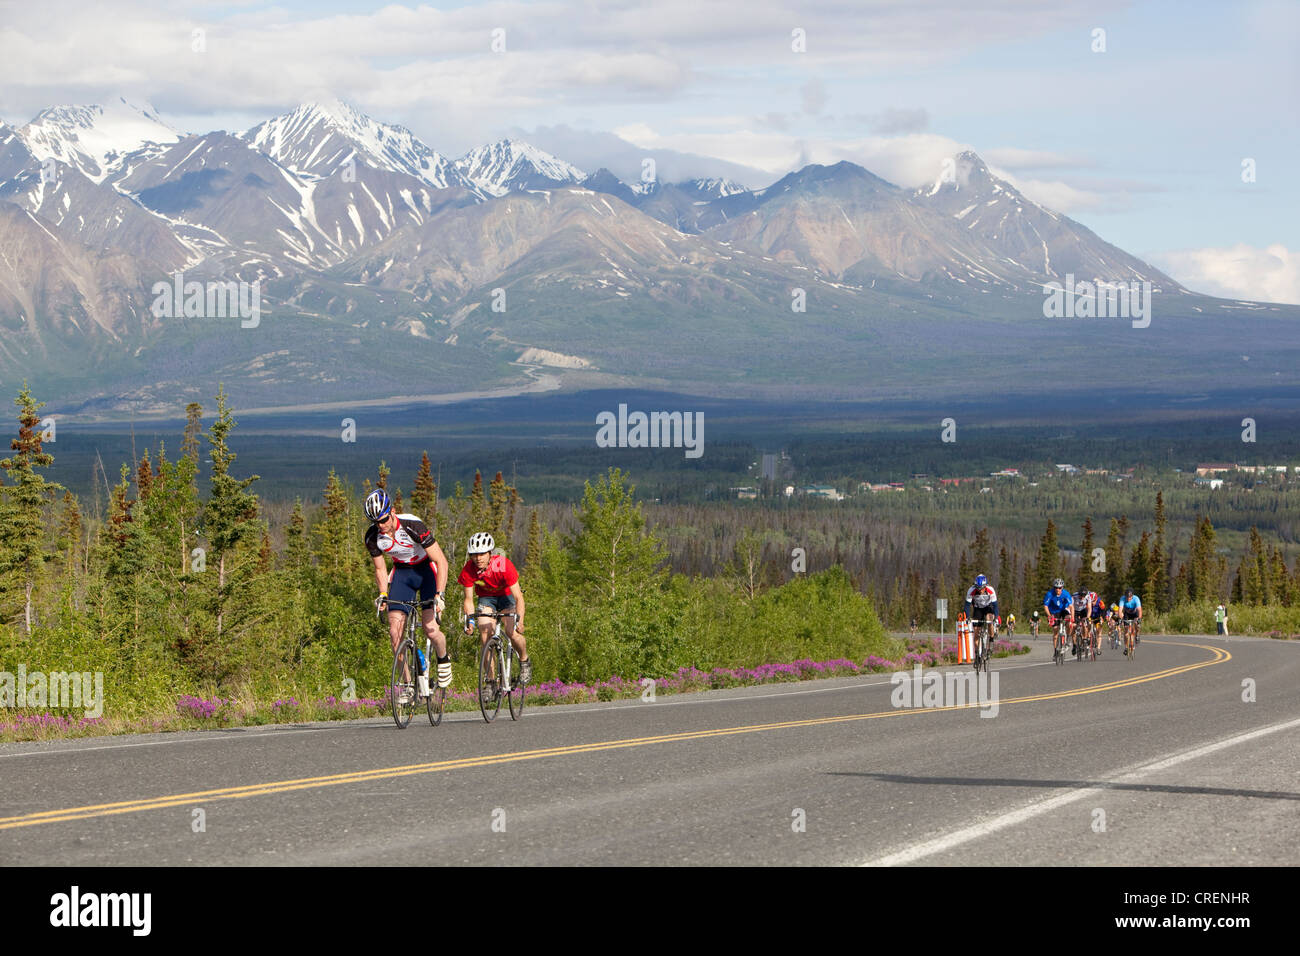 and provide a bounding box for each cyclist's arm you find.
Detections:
[462,584,476,618]
[372,555,391,599]
[428,541,449,594]
[508,582,525,629]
